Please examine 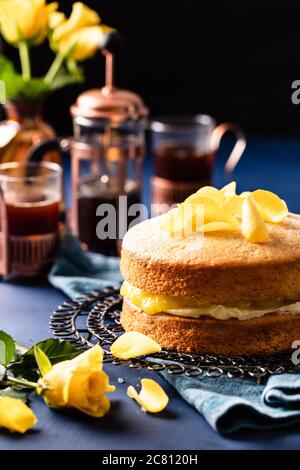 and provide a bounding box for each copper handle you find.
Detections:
[211,122,246,175]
